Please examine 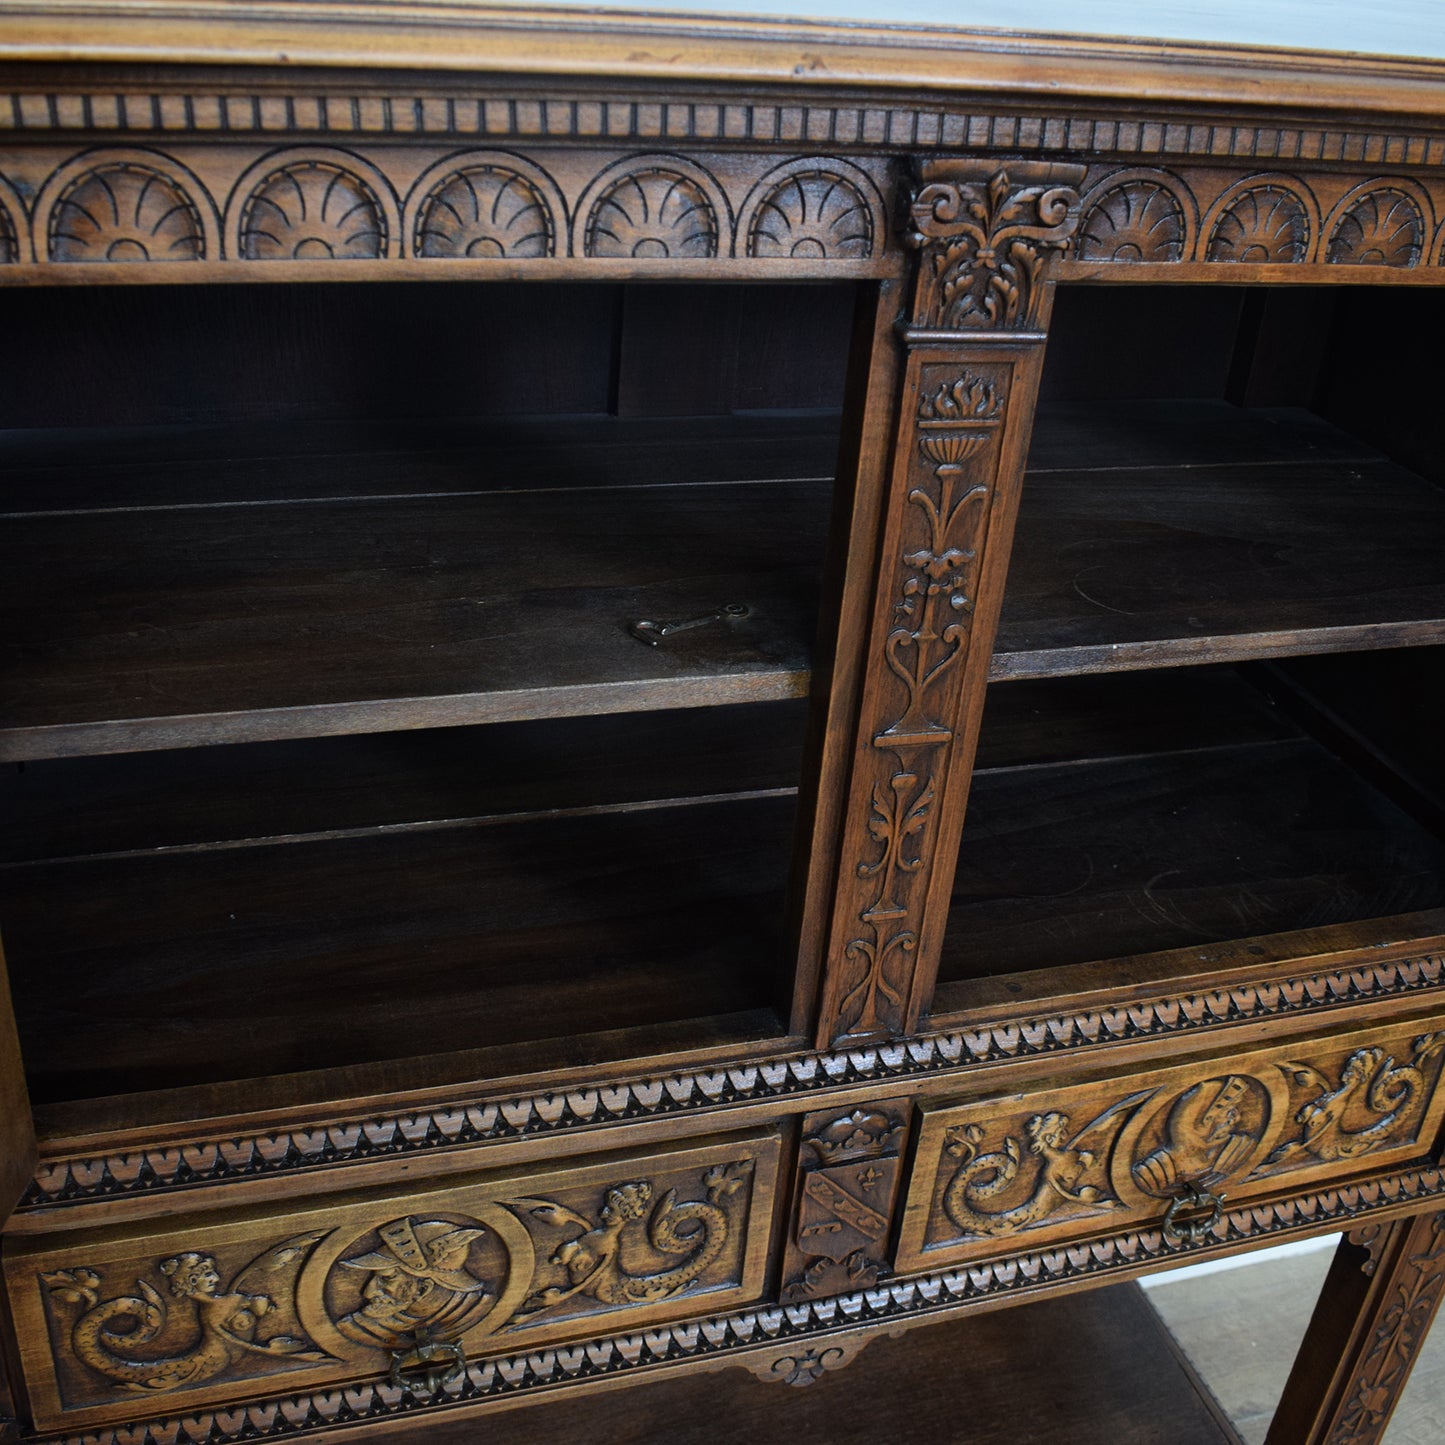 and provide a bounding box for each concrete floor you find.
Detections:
[1142,1236,1445,1444]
